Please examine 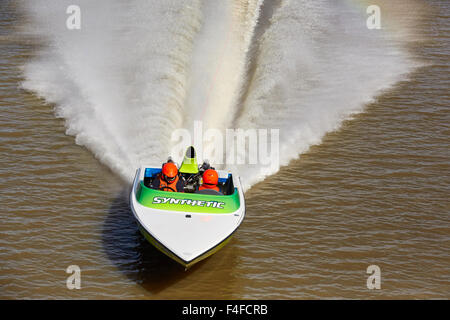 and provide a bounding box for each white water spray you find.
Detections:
[21,0,417,189]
